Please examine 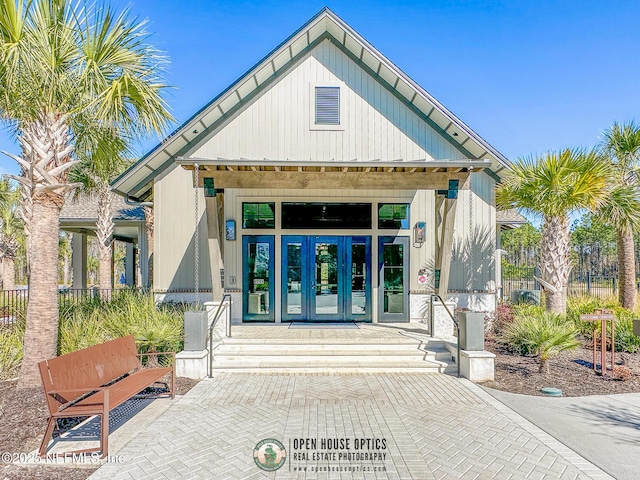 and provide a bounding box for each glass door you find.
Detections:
[242,235,275,322]
[347,237,371,322]
[378,236,409,322]
[281,236,371,322]
[311,237,341,320]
